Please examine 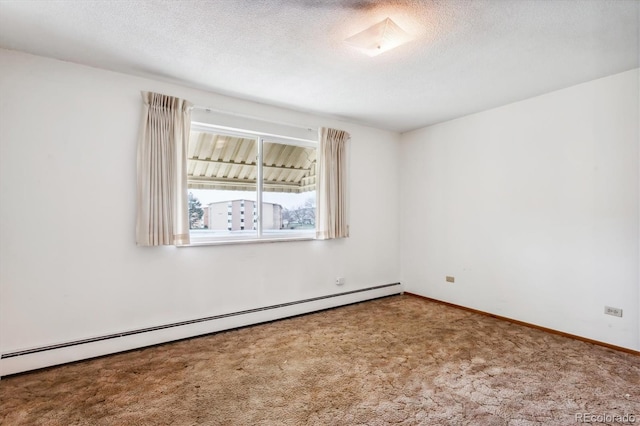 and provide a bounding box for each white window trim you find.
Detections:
[185,235,315,247]
[191,122,317,148]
